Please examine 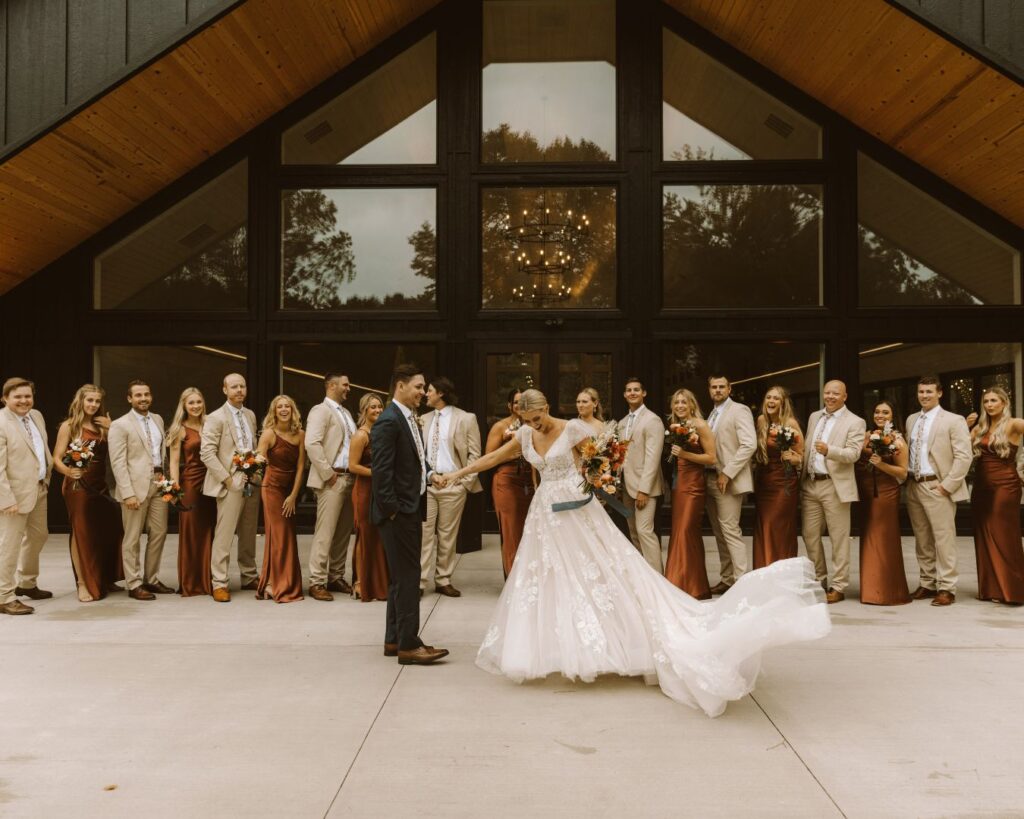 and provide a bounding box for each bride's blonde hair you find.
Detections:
[517,389,548,414]
[972,387,1013,459]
